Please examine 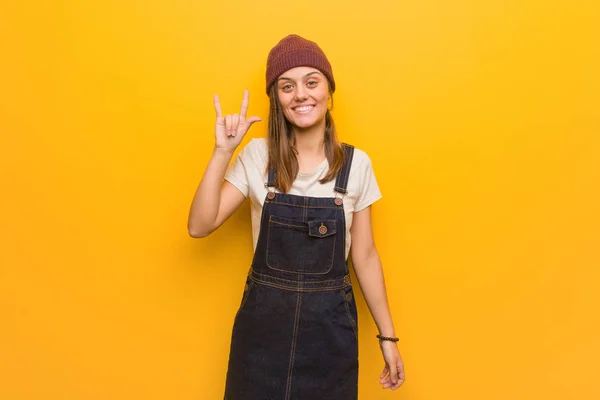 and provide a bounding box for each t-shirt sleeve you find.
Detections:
[354,153,383,212]
[223,141,252,197]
